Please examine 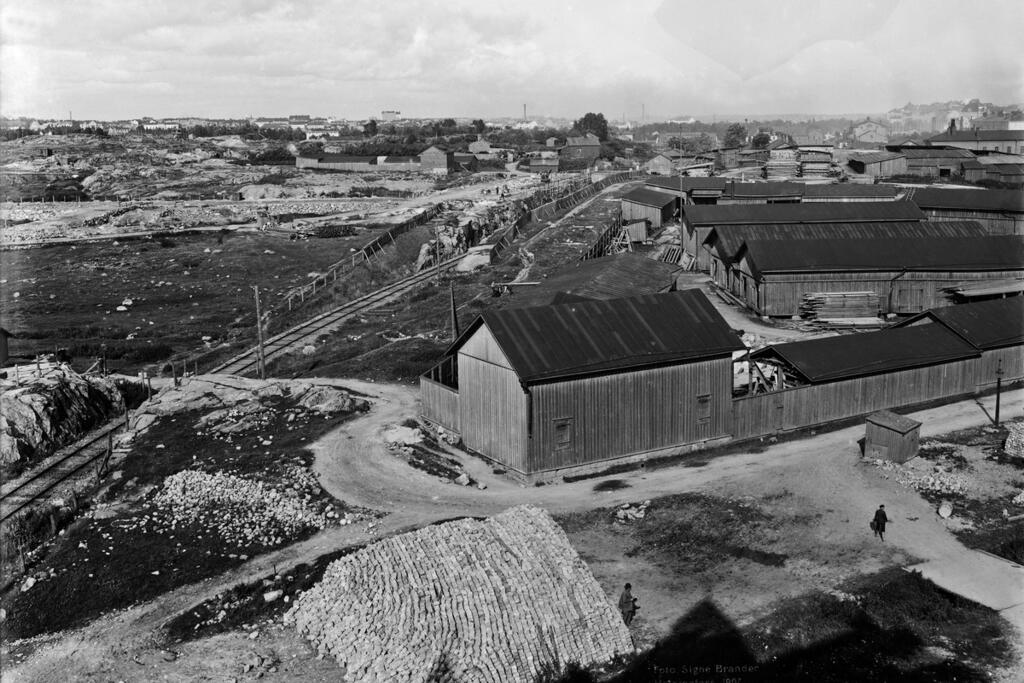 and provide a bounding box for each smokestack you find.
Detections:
[948,118,956,134]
